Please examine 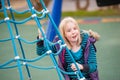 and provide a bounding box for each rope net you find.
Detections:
[0,0,85,80]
